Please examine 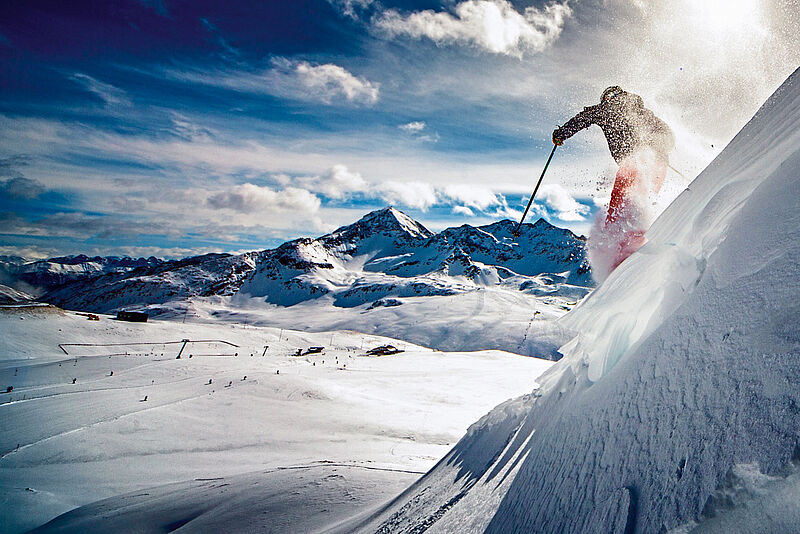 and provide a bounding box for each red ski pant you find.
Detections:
[605,158,667,226]
[604,156,667,271]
